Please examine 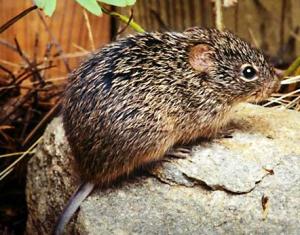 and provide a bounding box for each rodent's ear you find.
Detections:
[189,44,214,72]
